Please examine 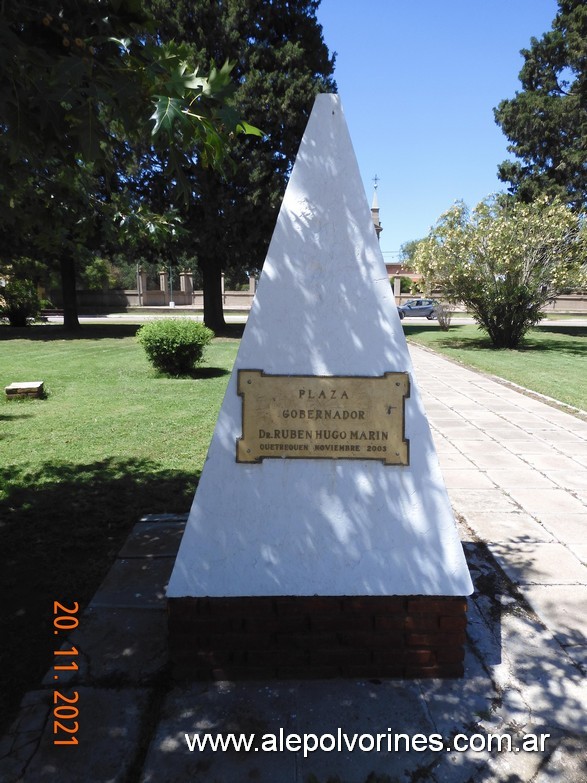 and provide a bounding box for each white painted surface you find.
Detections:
[167,94,473,597]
